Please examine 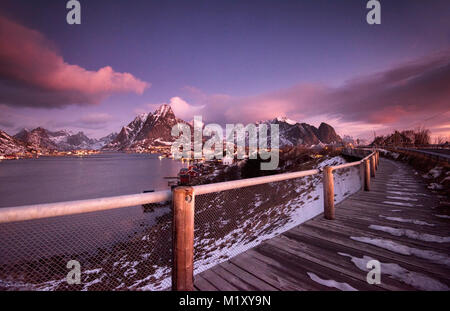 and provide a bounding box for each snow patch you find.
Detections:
[434,214,450,219]
[307,272,358,291]
[382,201,421,207]
[379,215,435,226]
[369,225,449,242]
[423,167,443,179]
[386,196,418,202]
[338,253,449,291]
[350,236,450,267]
[428,183,443,190]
